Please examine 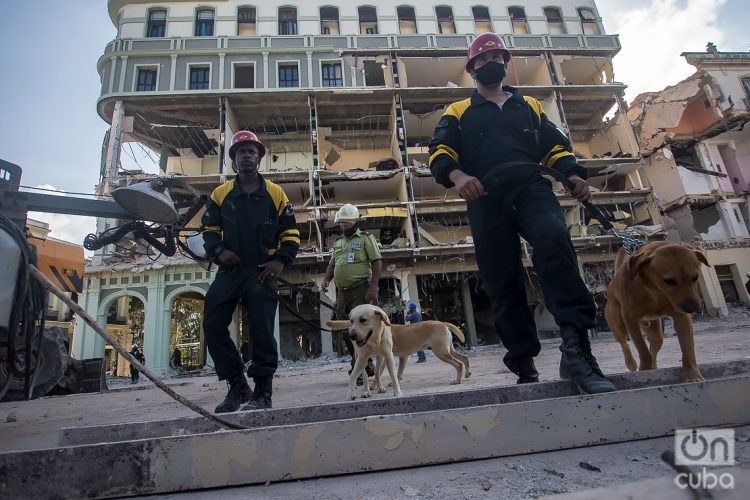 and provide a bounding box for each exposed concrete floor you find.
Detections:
[1,313,749,498]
